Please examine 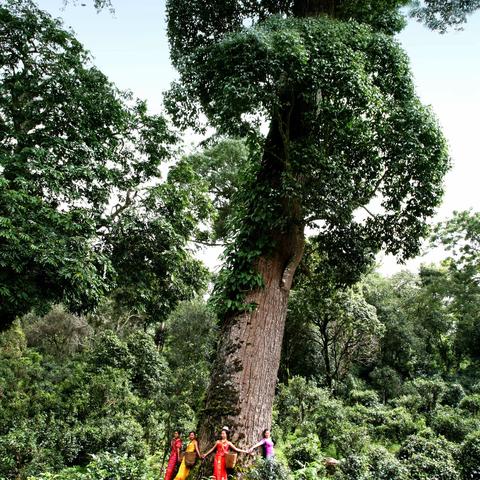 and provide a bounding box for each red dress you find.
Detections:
[213,441,229,480]
[164,437,182,480]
